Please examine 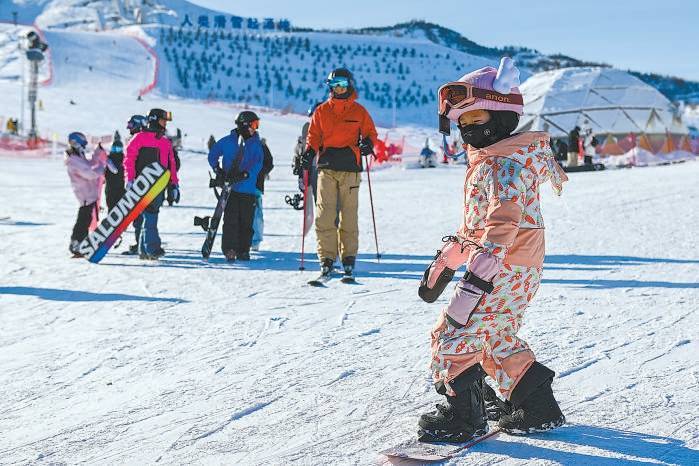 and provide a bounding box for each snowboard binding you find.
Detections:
[284,193,305,211]
[193,215,211,232]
